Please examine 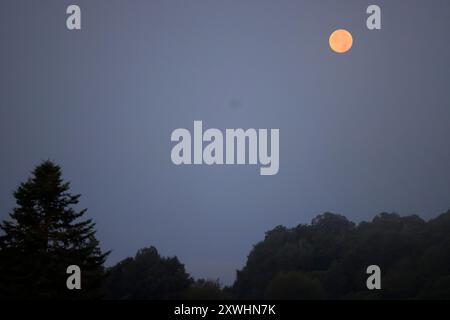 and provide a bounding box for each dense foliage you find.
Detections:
[1,162,450,299]
[103,246,192,299]
[232,211,450,299]
[0,161,109,299]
